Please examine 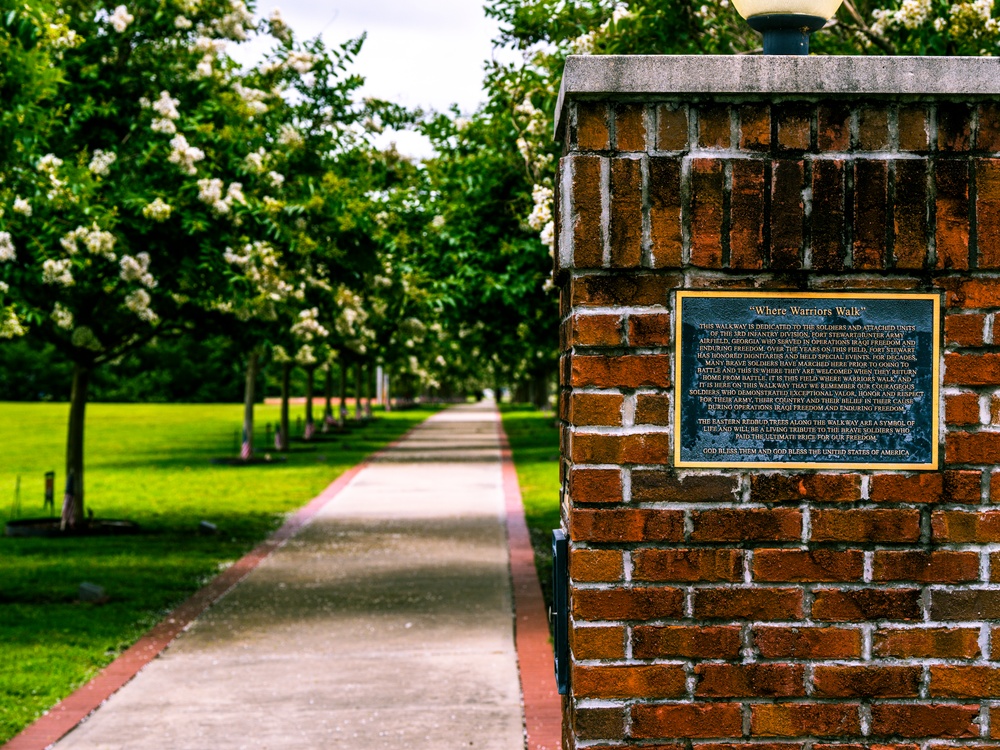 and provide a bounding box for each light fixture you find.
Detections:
[732,0,843,54]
